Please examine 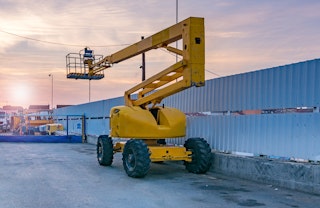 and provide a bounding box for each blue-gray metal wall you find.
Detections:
[54,58,320,161]
[54,97,124,136]
[163,59,320,112]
